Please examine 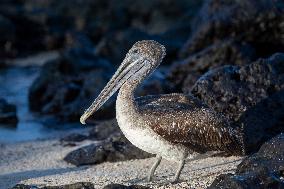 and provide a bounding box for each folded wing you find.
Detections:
[136,93,243,155]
